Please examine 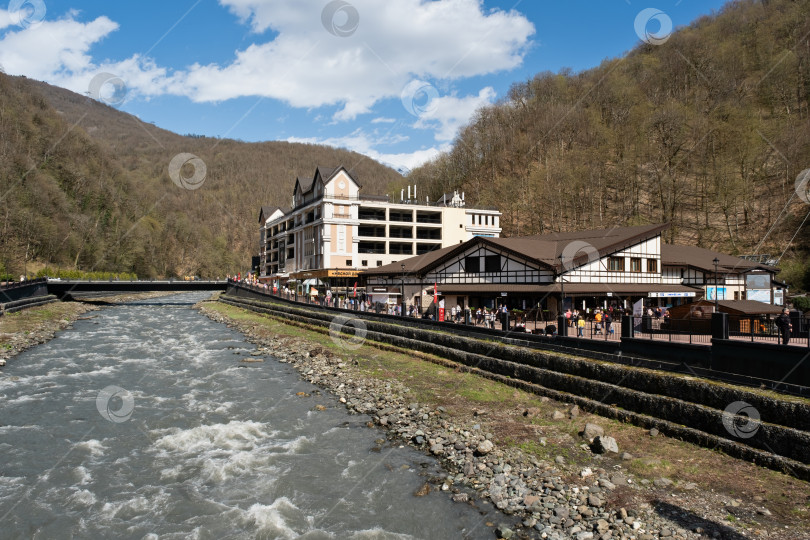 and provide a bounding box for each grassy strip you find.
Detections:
[0,302,90,342]
[205,300,809,537]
